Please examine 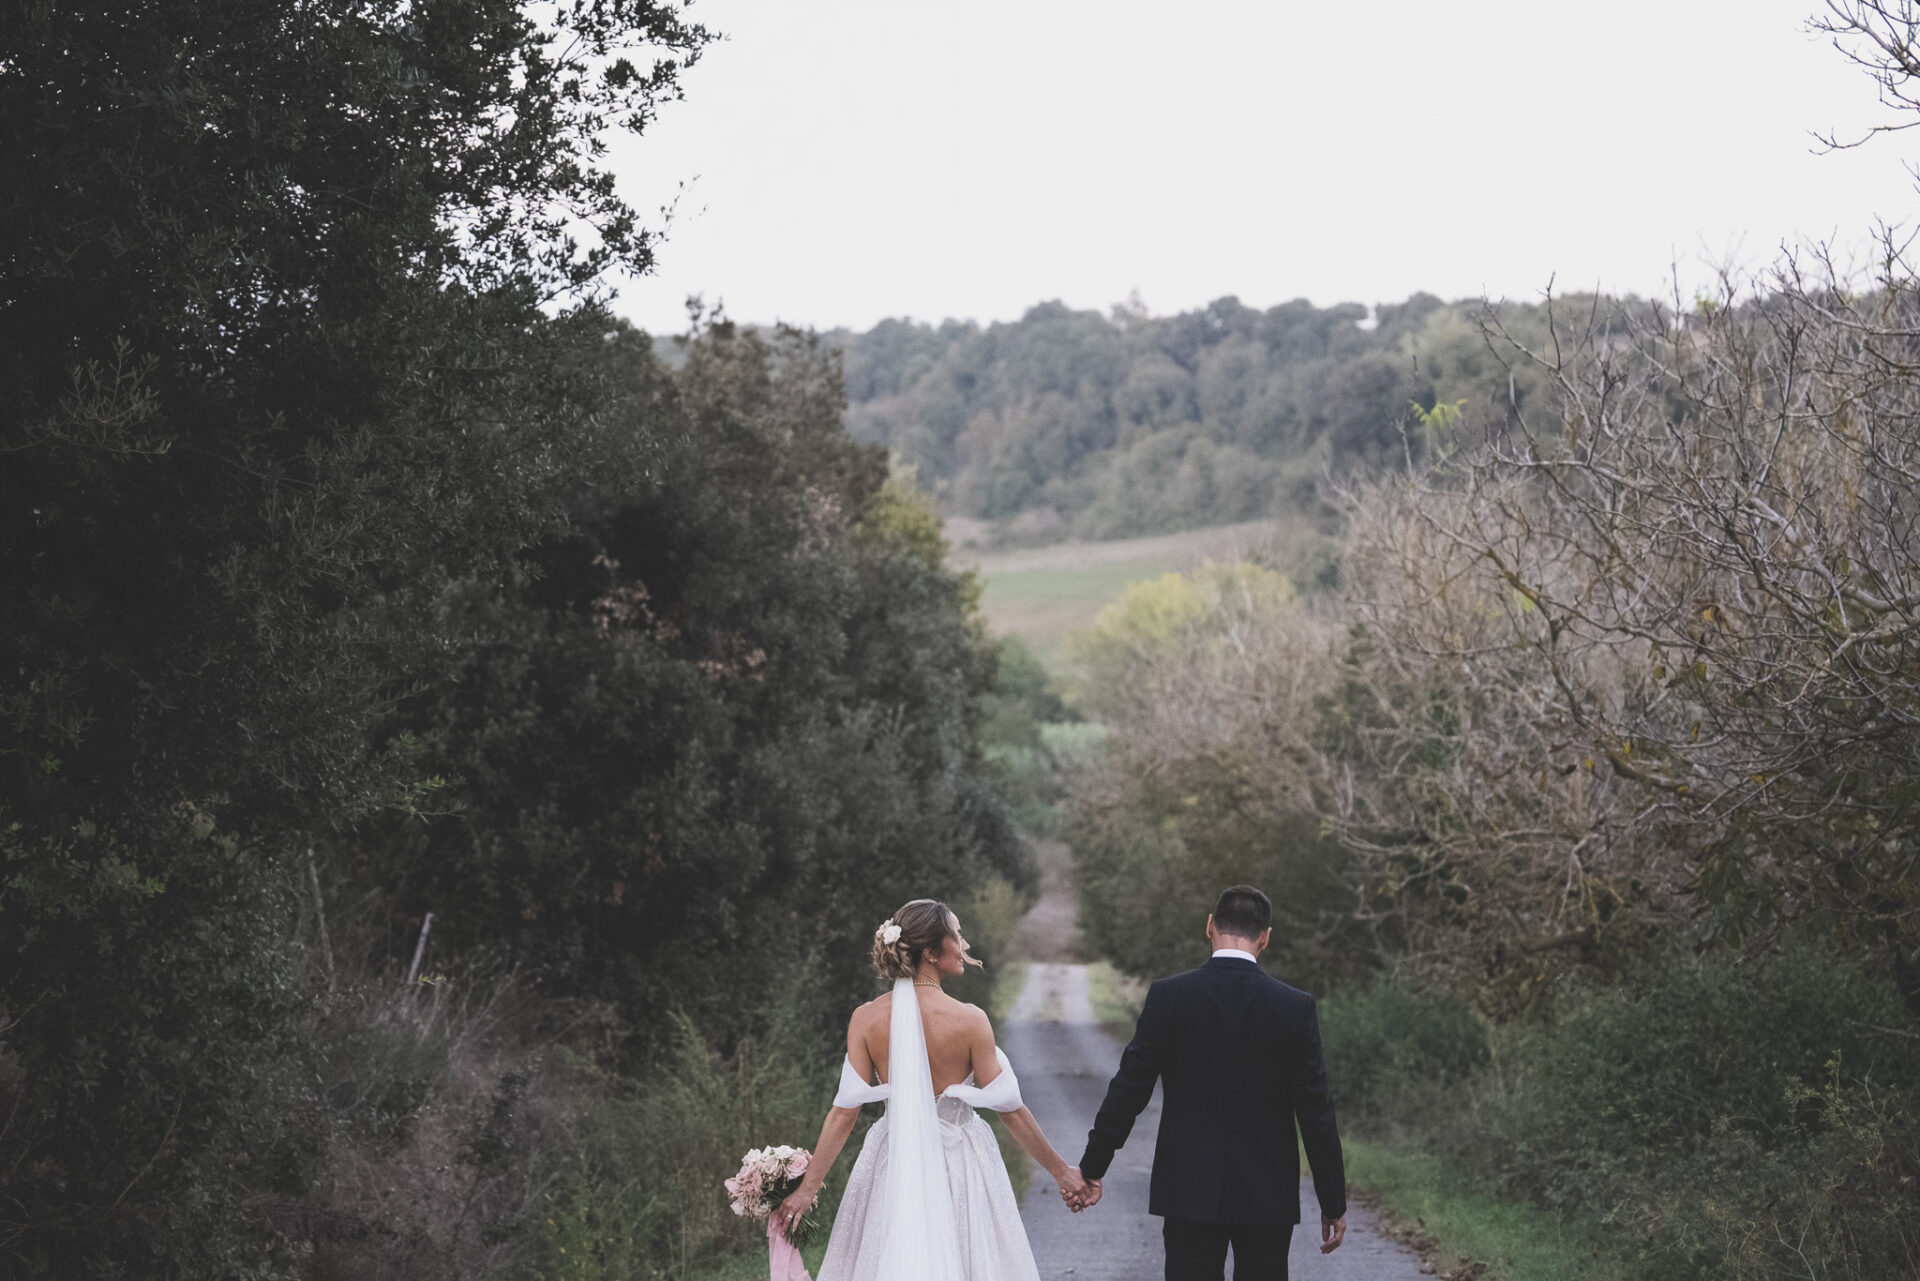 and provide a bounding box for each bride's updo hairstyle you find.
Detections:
[871,898,982,980]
